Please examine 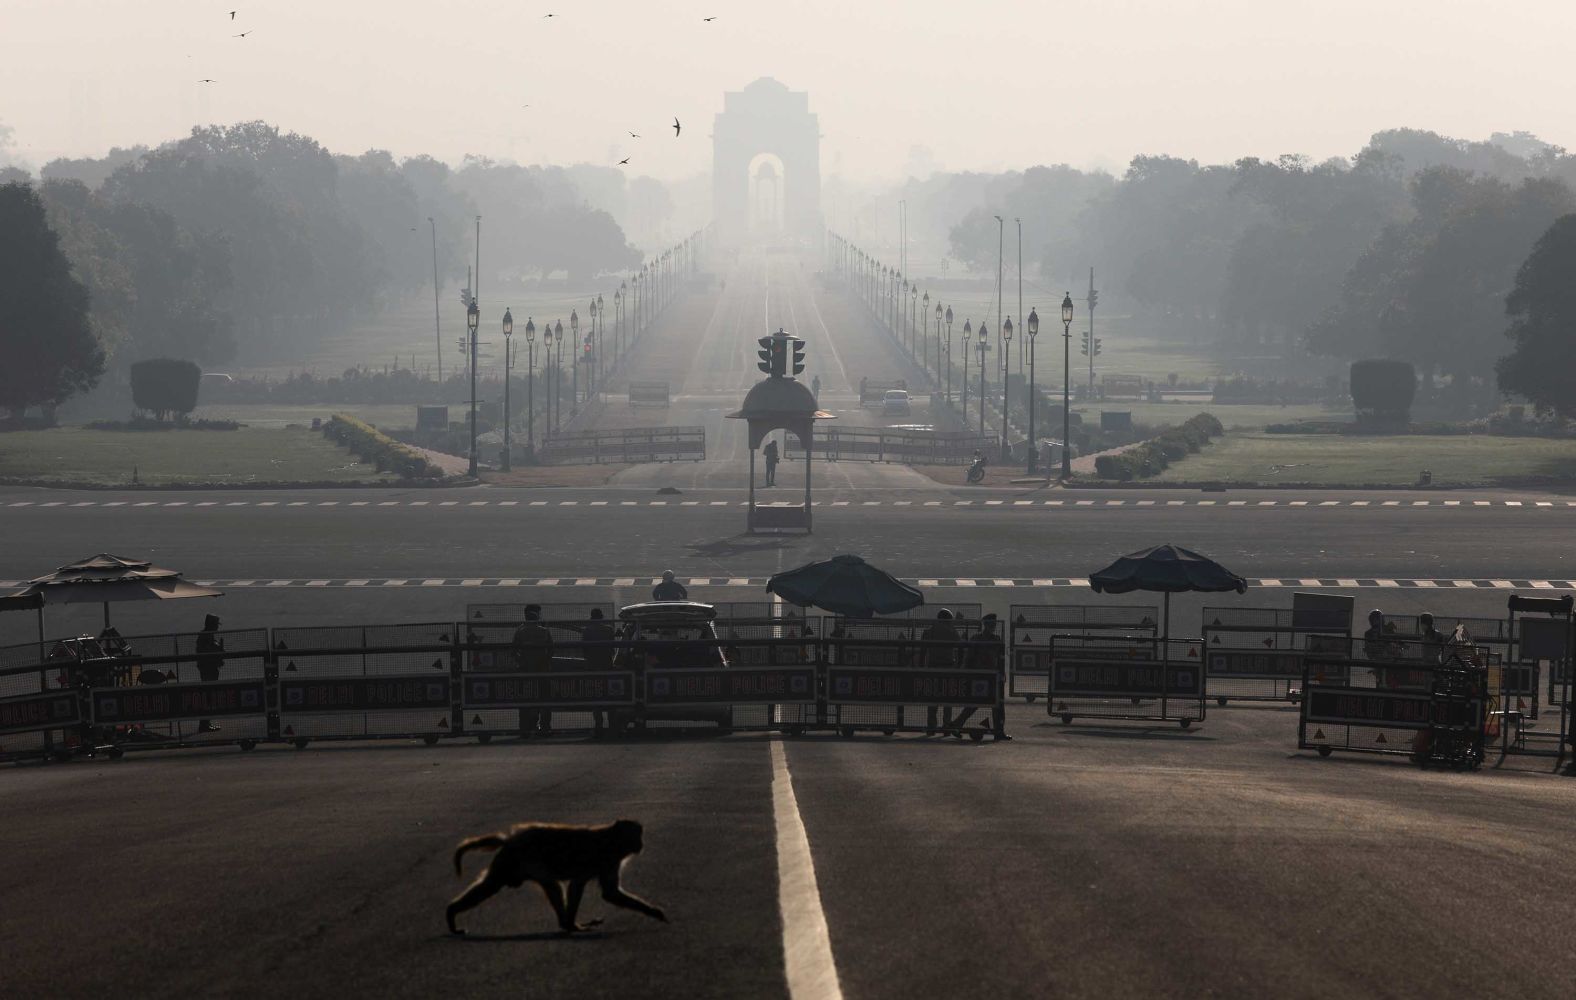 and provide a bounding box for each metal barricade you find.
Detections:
[0,662,76,762]
[1299,637,1492,767]
[1047,635,1206,728]
[1009,605,1159,702]
[1201,608,1350,705]
[822,621,1001,738]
